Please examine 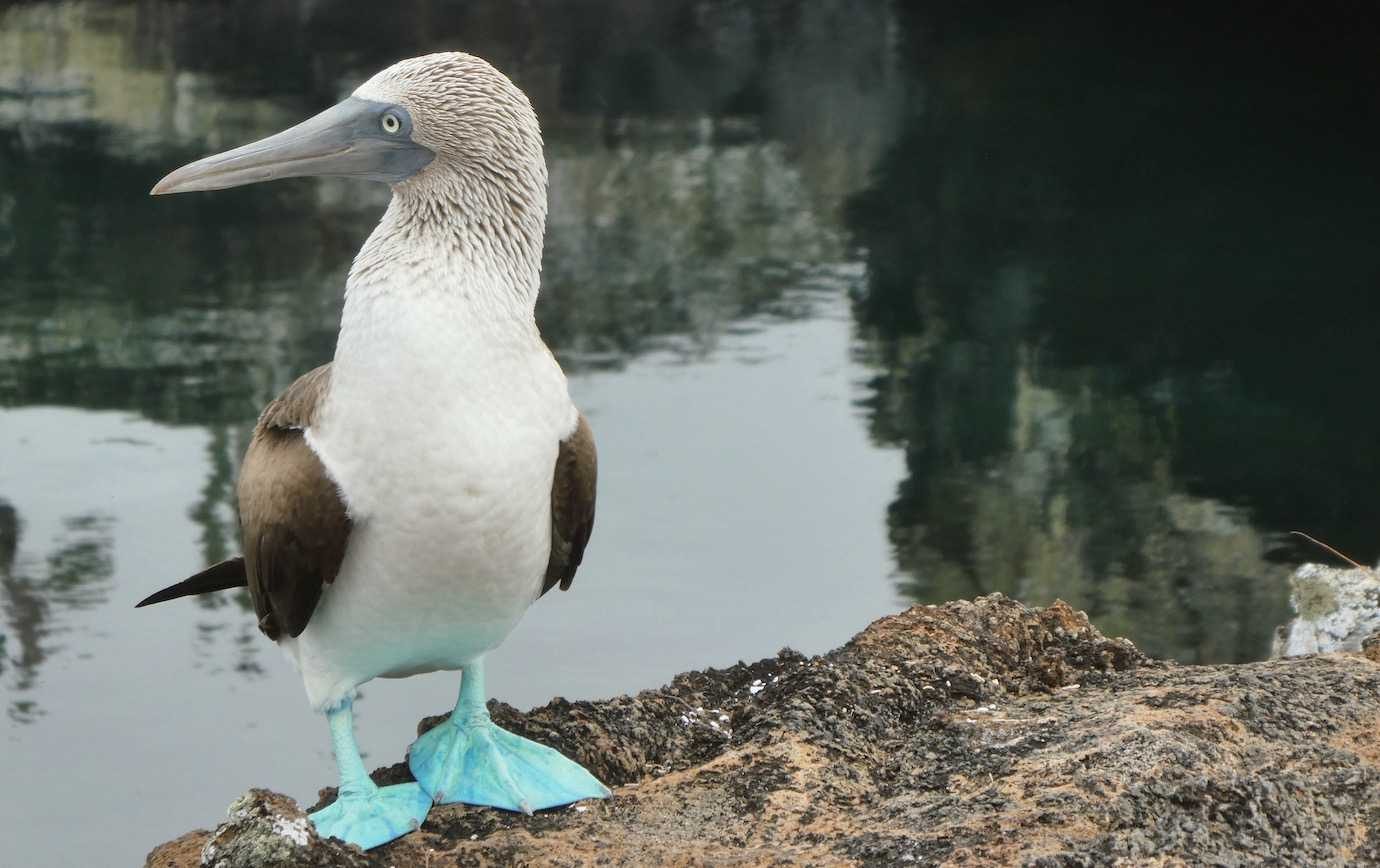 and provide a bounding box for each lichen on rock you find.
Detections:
[1274,562,1380,656]
[145,593,1380,867]
[178,789,369,868]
